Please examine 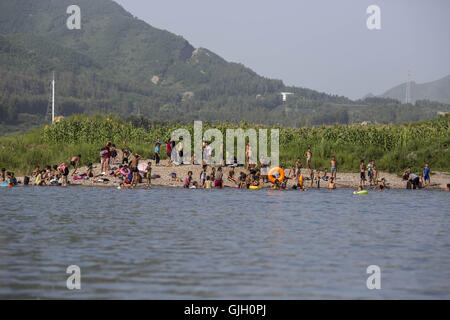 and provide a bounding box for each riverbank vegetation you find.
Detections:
[0,114,448,175]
